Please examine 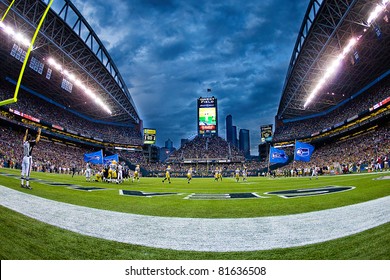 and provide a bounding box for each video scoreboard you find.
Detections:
[143,128,156,144]
[198,96,218,136]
